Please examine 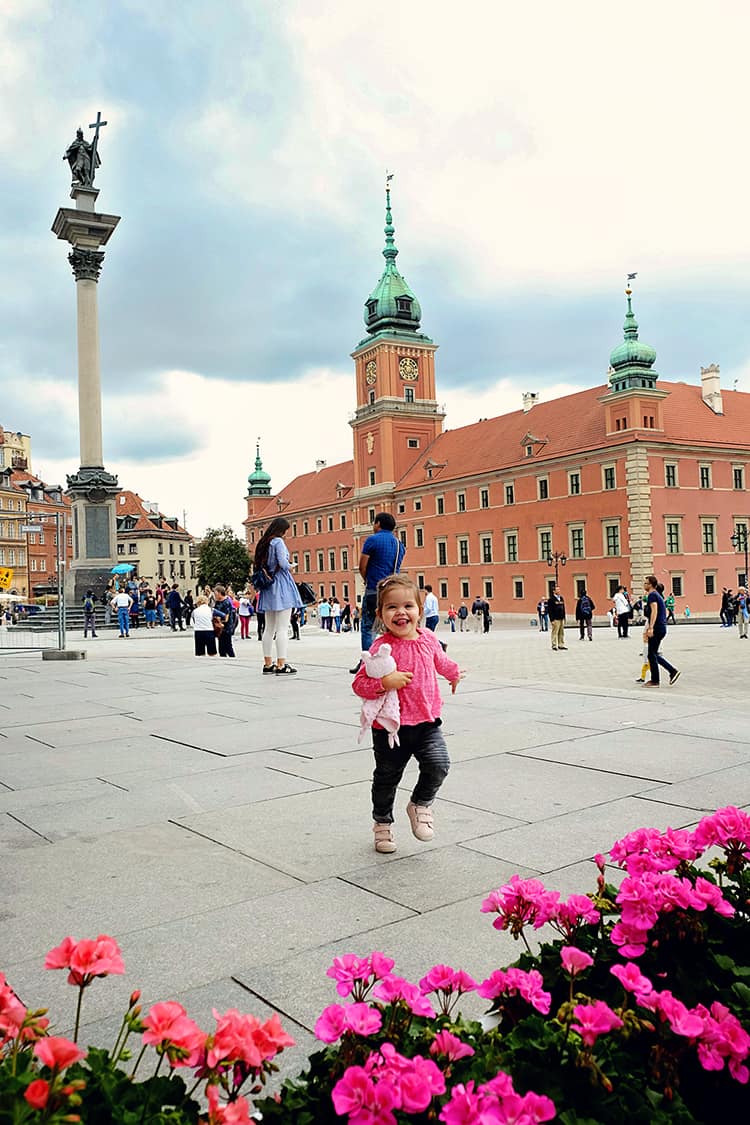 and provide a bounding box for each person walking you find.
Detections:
[331,597,342,633]
[457,603,468,631]
[548,586,567,650]
[613,586,631,638]
[353,573,461,854]
[166,585,184,631]
[82,590,98,638]
[720,588,730,627]
[238,592,253,639]
[191,595,217,657]
[736,587,749,639]
[471,595,484,633]
[537,596,549,632]
[350,512,406,674]
[254,517,302,675]
[665,591,676,624]
[575,589,595,641]
[352,604,360,632]
[319,598,331,631]
[155,583,166,626]
[447,604,457,632]
[643,574,680,687]
[111,588,132,638]
[423,585,440,632]
[290,606,301,640]
[482,599,492,633]
[213,585,237,657]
